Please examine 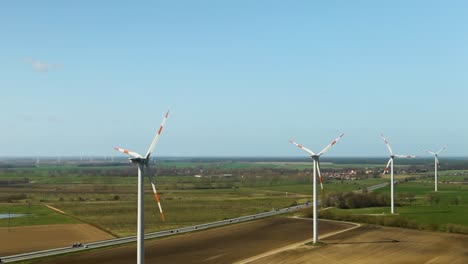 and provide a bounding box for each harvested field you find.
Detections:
[34,218,354,264]
[0,224,114,256]
[248,225,468,264]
